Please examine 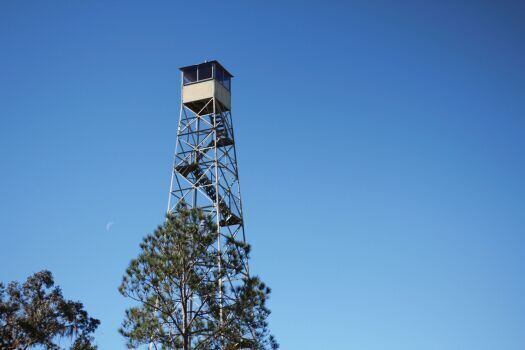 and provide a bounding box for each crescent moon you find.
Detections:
[106,222,114,231]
